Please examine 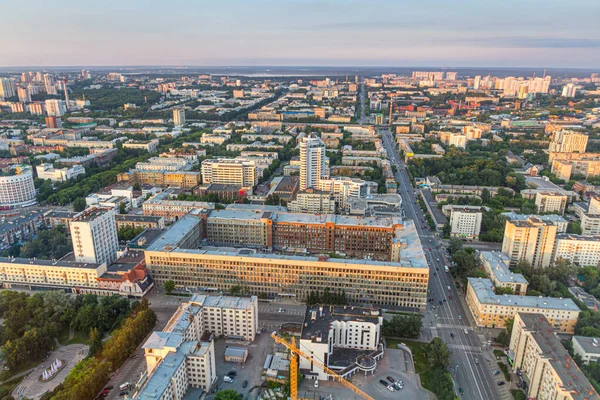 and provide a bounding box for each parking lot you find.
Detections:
[296,348,432,400]
[205,332,276,400]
